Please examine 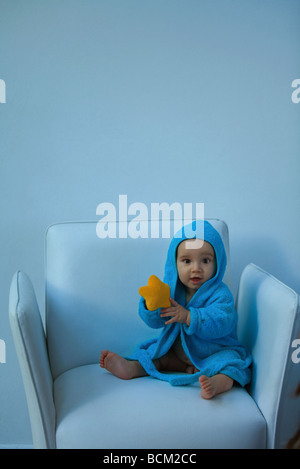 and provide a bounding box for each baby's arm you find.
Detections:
[184,295,237,339]
[174,283,237,338]
[138,297,166,329]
